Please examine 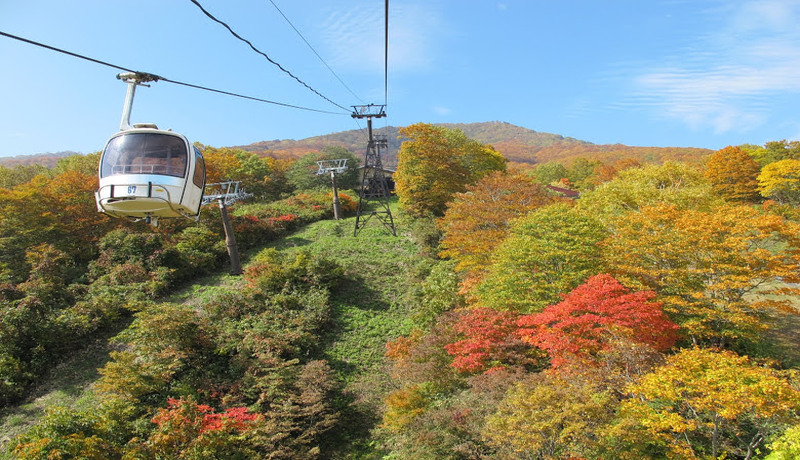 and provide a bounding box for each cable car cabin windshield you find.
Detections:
[101,133,188,178]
